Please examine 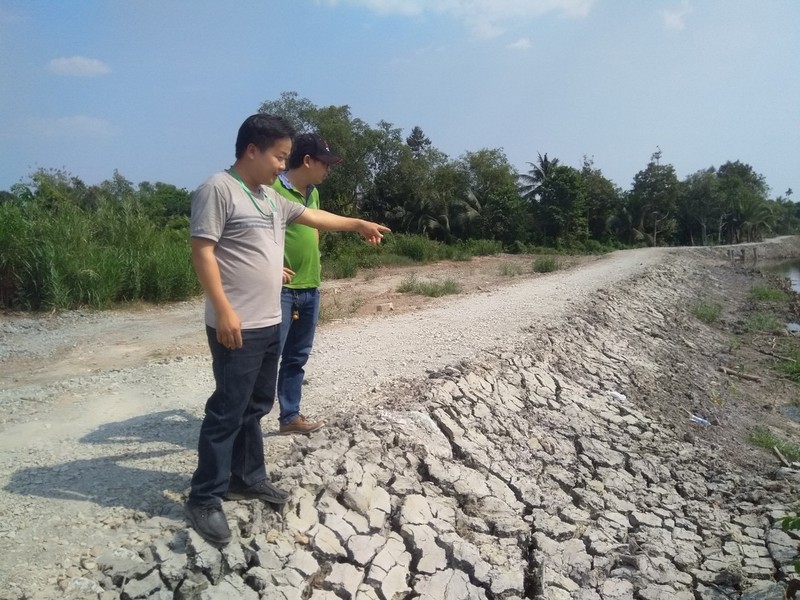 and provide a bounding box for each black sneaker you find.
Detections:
[223,478,290,504]
[184,501,231,546]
